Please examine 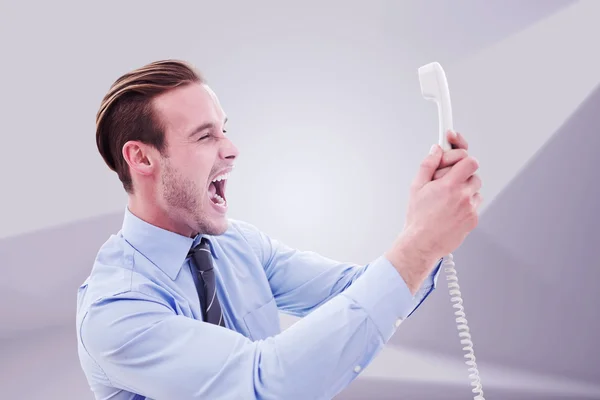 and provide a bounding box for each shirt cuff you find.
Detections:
[341,255,440,342]
[405,258,442,319]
